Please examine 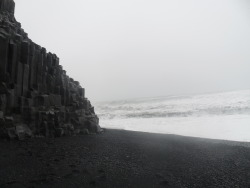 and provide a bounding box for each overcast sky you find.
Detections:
[15,0,250,102]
